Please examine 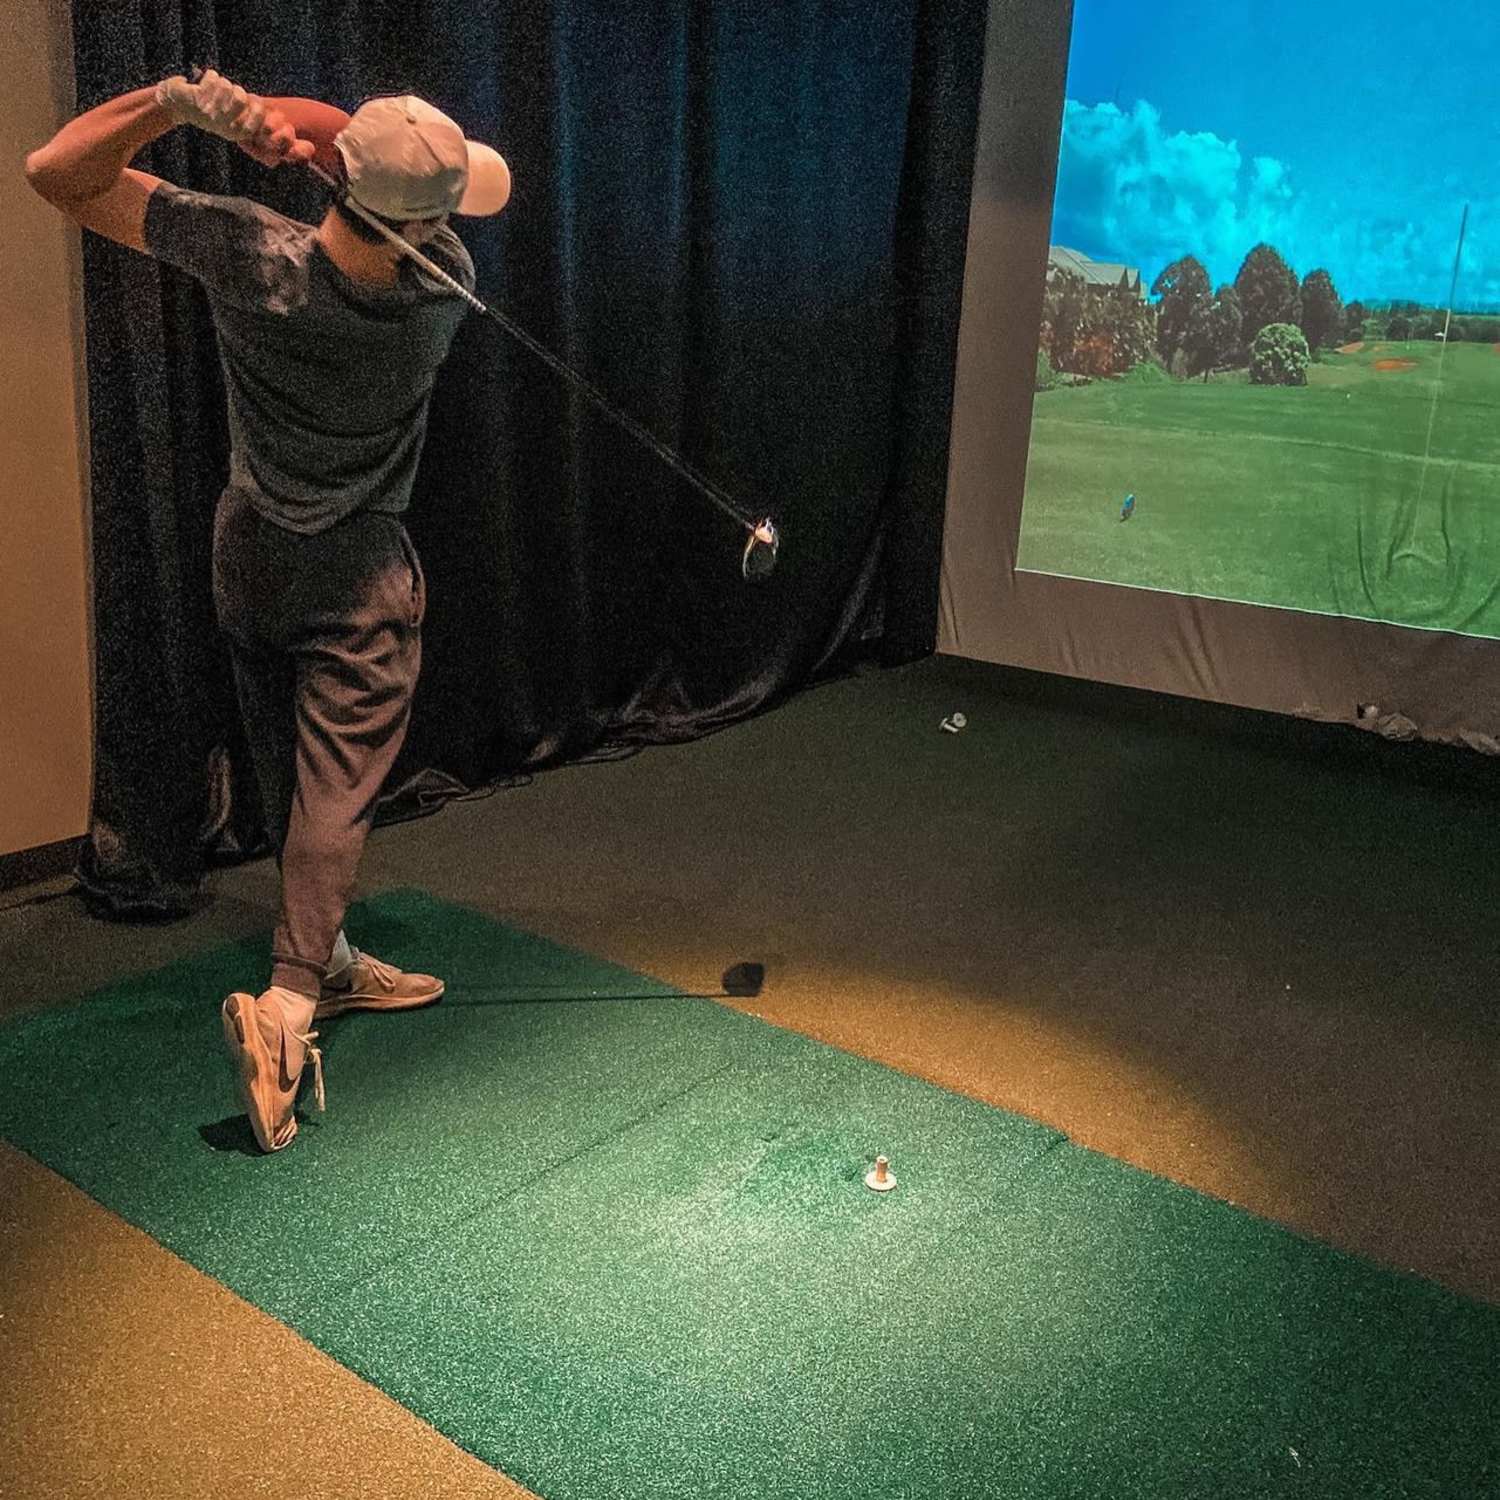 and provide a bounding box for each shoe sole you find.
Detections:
[313,982,445,1022]
[221,992,294,1153]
